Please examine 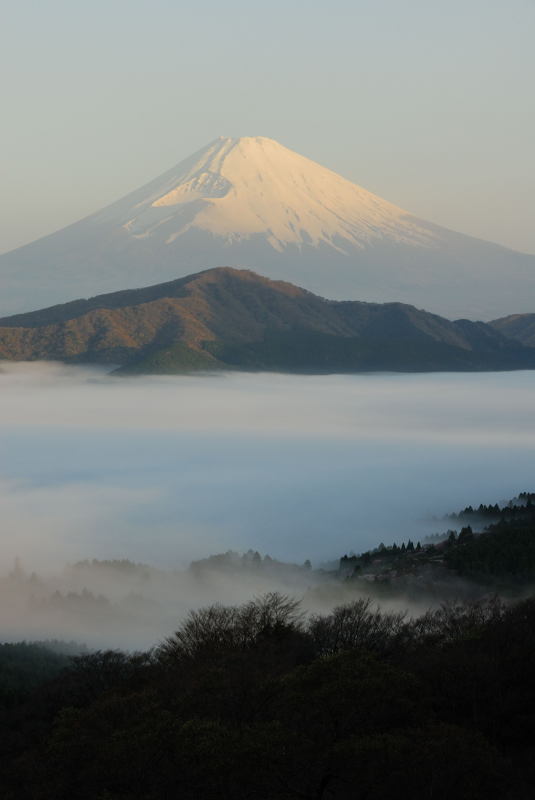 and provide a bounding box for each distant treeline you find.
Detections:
[190,549,313,575]
[448,491,535,521]
[340,492,535,584]
[1,593,535,798]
